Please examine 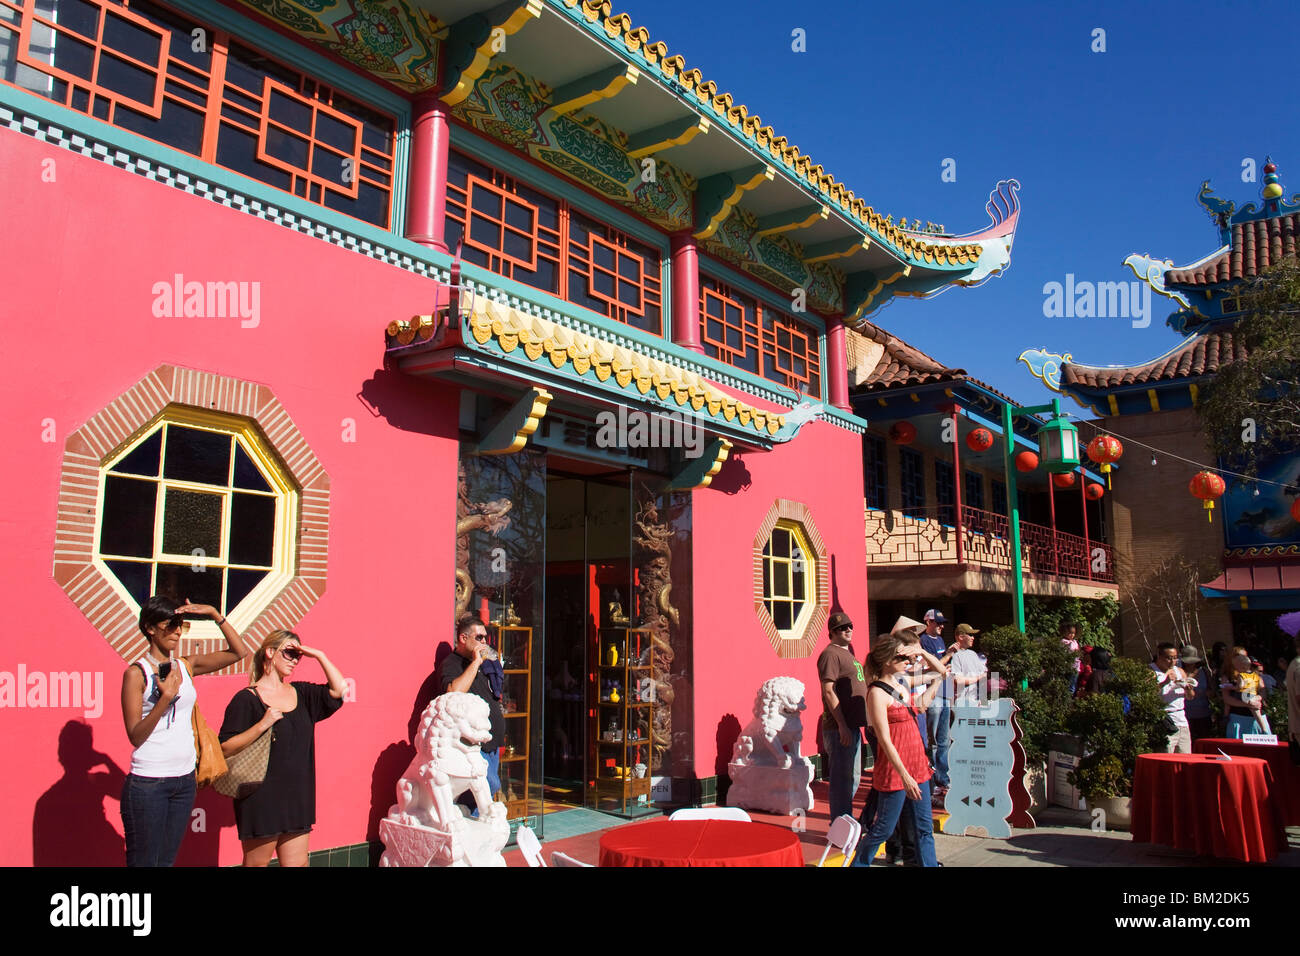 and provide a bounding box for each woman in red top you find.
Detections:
[852,632,947,867]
